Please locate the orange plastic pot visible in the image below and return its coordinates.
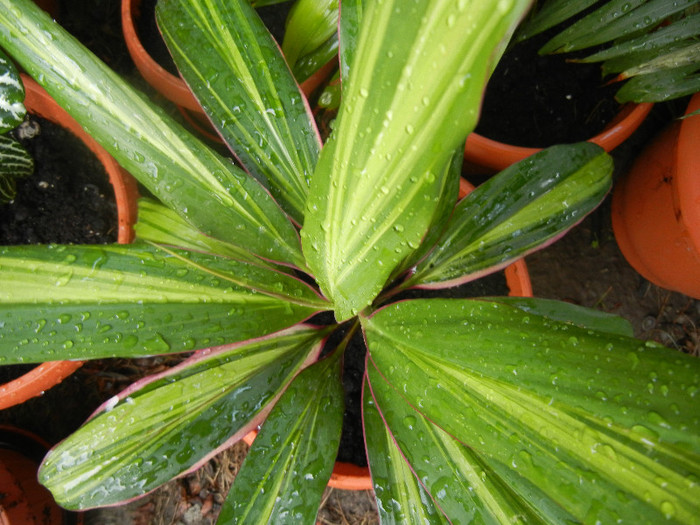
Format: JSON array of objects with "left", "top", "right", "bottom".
[
  {"left": 0, "top": 76, "right": 138, "bottom": 411},
  {"left": 465, "top": 102, "right": 654, "bottom": 172},
  {"left": 122, "top": 0, "right": 329, "bottom": 117},
  {"left": 0, "top": 426, "right": 79, "bottom": 524},
  {"left": 611, "top": 93, "right": 700, "bottom": 299},
  {"left": 243, "top": 197, "right": 531, "bottom": 491}
]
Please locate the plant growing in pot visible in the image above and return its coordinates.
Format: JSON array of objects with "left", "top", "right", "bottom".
[
  {"left": 1, "top": 1, "right": 699, "bottom": 523},
  {"left": 464, "top": 0, "right": 658, "bottom": 172},
  {"left": 0, "top": 51, "right": 137, "bottom": 411}
]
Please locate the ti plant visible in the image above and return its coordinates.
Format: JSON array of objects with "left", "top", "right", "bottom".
[
  {"left": 0, "top": 0, "right": 699, "bottom": 523},
  {"left": 516, "top": 0, "right": 700, "bottom": 103},
  {"left": 0, "top": 49, "right": 33, "bottom": 203}
]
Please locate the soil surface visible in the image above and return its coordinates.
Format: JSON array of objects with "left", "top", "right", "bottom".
[
  {"left": 474, "top": 26, "right": 620, "bottom": 147},
  {"left": 0, "top": 116, "right": 118, "bottom": 245}
]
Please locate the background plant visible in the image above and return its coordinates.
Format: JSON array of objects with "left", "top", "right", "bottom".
[
  {"left": 0, "top": 49, "right": 33, "bottom": 203},
  {"left": 0, "top": 0, "right": 699, "bottom": 523},
  {"left": 516, "top": 0, "right": 700, "bottom": 103}
]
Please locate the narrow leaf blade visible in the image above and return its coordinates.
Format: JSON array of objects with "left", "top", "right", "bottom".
[
  {"left": 0, "top": 243, "right": 320, "bottom": 362},
  {"left": 39, "top": 326, "right": 329, "bottom": 509},
  {"left": 409, "top": 143, "right": 612, "bottom": 288},
  {"left": 362, "top": 378, "right": 450, "bottom": 525},
  {"left": 156, "top": 0, "right": 320, "bottom": 224},
  {"left": 220, "top": 352, "right": 344, "bottom": 524}
]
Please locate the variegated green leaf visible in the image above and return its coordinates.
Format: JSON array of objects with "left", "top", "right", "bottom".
[
  {"left": 0, "top": 134, "right": 33, "bottom": 202},
  {"left": 220, "top": 351, "right": 343, "bottom": 524},
  {"left": 0, "top": 47, "right": 25, "bottom": 133},
  {"left": 39, "top": 326, "right": 329, "bottom": 509},
  {"left": 407, "top": 143, "right": 612, "bottom": 288},
  {"left": 337, "top": 0, "right": 364, "bottom": 83},
  {"left": 540, "top": 0, "right": 697, "bottom": 55},
  {"left": 301, "top": 0, "right": 530, "bottom": 321},
  {"left": 0, "top": 0, "right": 303, "bottom": 266},
  {"left": 363, "top": 378, "right": 451, "bottom": 525},
  {"left": 0, "top": 242, "right": 322, "bottom": 363},
  {"left": 616, "top": 64, "right": 700, "bottom": 103},
  {"left": 282, "top": 0, "right": 338, "bottom": 82},
  {"left": 365, "top": 366, "right": 550, "bottom": 524},
  {"left": 156, "top": 0, "right": 320, "bottom": 224},
  {"left": 363, "top": 299, "right": 700, "bottom": 524},
  {"left": 135, "top": 198, "right": 279, "bottom": 269}
]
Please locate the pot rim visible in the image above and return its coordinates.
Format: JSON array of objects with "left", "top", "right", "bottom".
[
  {"left": 465, "top": 102, "right": 654, "bottom": 172},
  {"left": 676, "top": 92, "right": 700, "bottom": 254},
  {"left": 0, "top": 76, "right": 138, "bottom": 411}
]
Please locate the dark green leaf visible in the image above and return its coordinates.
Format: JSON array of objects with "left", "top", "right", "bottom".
[
  {"left": 408, "top": 143, "right": 612, "bottom": 288},
  {"left": 0, "top": 242, "right": 322, "bottom": 362},
  {"left": 156, "top": 0, "right": 321, "bottom": 224},
  {"left": 337, "top": 0, "right": 364, "bottom": 83},
  {"left": 616, "top": 64, "right": 700, "bottom": 102},
  {"left": 540, "top": 0, "right": 697, "bottom": 54},
  {"left": 363, "top": 299, "right": 700, "bottom": 524},
  {"left": 484, "top": 296, "right": 634, "bottom": 337},
  {"left": 39, "top": 326, "right": 329, "bottom": 509},
  {"left": 515, "top": 0, "right": 599, "bottom": 42},
  {"left": 220, "top": 351, "right": 343, "bottom": 524}
]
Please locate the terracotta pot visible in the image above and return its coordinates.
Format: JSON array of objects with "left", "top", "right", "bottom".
[
  {"left": 0, "top": 76, "right": 138, "bottom": 411},
  {"left": 465, "top": 102, "right": 654, "bottom": 173},
  {"left": 0, "top": 426, "right": 80, "bottom": 524},
  {"left": 611, "top": 93, "right": 700, "bottom": 299},
  {"left": 243, "top": 200, "right": 531, "bottom": 491}
]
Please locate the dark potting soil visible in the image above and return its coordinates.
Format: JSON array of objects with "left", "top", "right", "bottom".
[
  {"left": 319, "top": 270, "right": 509, "bottom": 468},
  {"left": 0, "top": 116, "right": 118, "bottom": 245},
  {"left": 474, "top": 30, "right": 620, "bottom": 148}
]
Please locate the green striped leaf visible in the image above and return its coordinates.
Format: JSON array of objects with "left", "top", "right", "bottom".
[
  {"left": 619, "top": 42, "right": 700, "bottom": 78},
  {"left": 156, "top": 0, "right": 321, "bottom": 224},
  {"left": 0, "top": 0, "right": 303, "bottom": 266},
  {"left": 514, "top": 0, "right": 598, "bottom": 42},
  {"left": 365, "top": 366, "right": 550, "bottom": 524},
  {"left": 0, "top": 48, "right": 25, "bottom": 133},
  {"left": 282, "top": 0, "right": 338, "bottom": 82},
  {"left": 407, "top": 143, "right": 612, "bottom": 288},
  {"left": 39, "top": 325, "right": 329, "bottom": 509},
  {"left": 0, "top": 242, "right": 321, "bottom": 362},
  {"left": 363, "top": 379, "right": 451, "bottom": 525},
  {"left": 301, "top": 0, "right": 530, "bottom": 321},
  {"left": 134, "top": 198, "right": 282, "bottom": 270},
  {"left": 581, "top": 13, "right": 700, "bottom": 66},
  {"left": 221, "top": 351, "right": 343, "bottom": 524},
  {"left": 363, "top": 299, "right": 700, "bottom": 524},
  {"left": 540, "top": 0, "right": 697, "bottom": 55},
  {"left": 616, "top": 64, "right": 700, "bottom": 103},
  {"left": 0, "top": 134, "right": 33, "bottom": 202}
]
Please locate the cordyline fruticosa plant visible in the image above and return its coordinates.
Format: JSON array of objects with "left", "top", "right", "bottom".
[{"left": 0, "top": 0, "right": 699, "bottom": 523}]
